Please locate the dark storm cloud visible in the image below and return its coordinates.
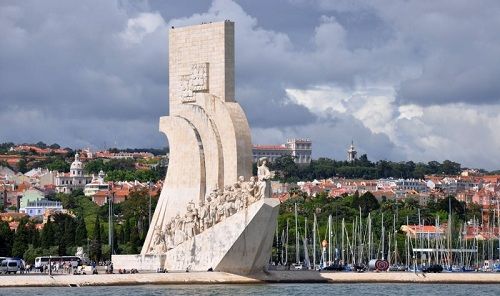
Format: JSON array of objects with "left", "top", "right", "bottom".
[
  {"left": 314, "top": 0, "right": 500, "bottom": 105},
  {"left": 0, "top": 0, "right": 499, "bottom": 169}
]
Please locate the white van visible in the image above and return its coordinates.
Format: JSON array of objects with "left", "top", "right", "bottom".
[{"left": 0, "top": 258, "right": 25, "bottom": 274}]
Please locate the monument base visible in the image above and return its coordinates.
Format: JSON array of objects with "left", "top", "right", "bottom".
[
  {"left": 113, "top": 198, "right": 280, "bottom": 274},
  {"left": 112, "top": 254, "right": 165, "bottom": 271}
]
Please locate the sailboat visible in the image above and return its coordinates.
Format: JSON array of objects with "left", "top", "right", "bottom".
[{"left": 291, "top": 203, "right": 304, "bottom": 270}]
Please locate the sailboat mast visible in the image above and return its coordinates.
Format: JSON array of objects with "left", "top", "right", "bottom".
[
  {"left": 388, "top": 232, "right": 391, "bottom": 266},
  {"left": 328, "top": 214, "right": 332, "bottom": 265},
  {"left": 313, "top": 214, "right": 317, "bottom": 269},
  {"left": 447, "top": 197, "right": 452, "bottom": 268},
  {"left": 295, "top": 203, "right": 300, "bottom": 264},
  {"left": 406, "top": 216, "right": 410, "bottom": 268},
  {"left": 285, "top": 219, "right": 289, "bottom": 265},
  {"left": 368, "top": 213, "right": 372, "bottom": 260},
  {"left": 381, "top": 213, "right": 385, "bottom": 260},
  {"left": 281, "top": 229, "right": 285, "bottom": 265},
  {"left": 341, "top": 218, "right": 345, "bottom": 265}
]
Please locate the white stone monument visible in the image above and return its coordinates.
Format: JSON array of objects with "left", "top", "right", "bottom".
[{"left": 112, "top": 21, "right": 279, "bottom": 275}]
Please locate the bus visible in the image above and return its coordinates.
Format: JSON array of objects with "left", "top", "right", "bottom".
[{"left": 34, "top": 256, "right": 83, "bottom": 271}]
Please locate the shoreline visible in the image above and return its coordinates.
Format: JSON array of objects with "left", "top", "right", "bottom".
[{"left": 1, "top": 271, "right": 499, "bottom": 287}]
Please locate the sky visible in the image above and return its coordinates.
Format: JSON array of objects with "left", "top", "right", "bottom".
[{"left": 1, "top": 0, "right": 499, "bottom": 170}]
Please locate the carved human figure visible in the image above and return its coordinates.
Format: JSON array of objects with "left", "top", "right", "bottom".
[
  {"left": 193, "top": 206, "right": 200, "bottom": 235},
  {"left": 165, "top": 220, "right": 174, "bottom": 250},
  {"left": 183, "top": 202, "right": 197, "bottom": 239},
  {"left": 257, "top": 157, "right": 272, "bottom": 199},
  {"left": 224, "top": 185, "right": 236, "bottom": 217},
  {"left": 198, "top": 199, "right": 209, "bottom": 232},
  {"left": 233, "top": 182, "right": 244, "bottom": 211},
  {"left": 217, "top": 190, "right": 226, "bottom": 222},
  {"left": 209, "top": 190, "right": 218, "bottom": 226},
  {"left": 153, "top": 226, "right": 166, "bottom": 253},
  {"left": 173, "top": 212, "right": 185, "bottom": 245},
  {"left": 245, "top": 176, "right": 257, "bottom": 204}
]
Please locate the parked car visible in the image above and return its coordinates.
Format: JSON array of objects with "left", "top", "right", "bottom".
[
  {"left": 422, "top": 264, "right": 443, "bottom": 273},
  {"left": 0, "top": 258, "right": 25, "bottom": 274}
]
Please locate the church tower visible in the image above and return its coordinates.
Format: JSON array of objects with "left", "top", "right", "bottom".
[{"left": 347, "top": 141, "right": 357, "bottom": 162}]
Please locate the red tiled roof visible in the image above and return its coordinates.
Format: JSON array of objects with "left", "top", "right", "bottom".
[
  {"left": 253, "top": 145, "right": 288, "bottom": 150},
  {"left": 404, "top": 225, "right": 444, "bottom": 233}
]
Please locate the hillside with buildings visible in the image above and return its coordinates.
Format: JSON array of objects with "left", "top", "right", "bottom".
[{"left": 0, "top": 141, "right": 498, "bottom": 266}]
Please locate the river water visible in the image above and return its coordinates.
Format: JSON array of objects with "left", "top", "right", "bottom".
[{"left": 1, "top": 284, "right": 499, "bottom": 296}]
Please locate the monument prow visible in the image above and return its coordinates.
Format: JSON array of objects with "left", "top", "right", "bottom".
[{"left": 113, "top": 21, "right": 279, "bottom": 275}]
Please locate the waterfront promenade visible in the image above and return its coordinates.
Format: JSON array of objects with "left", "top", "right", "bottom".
[{"left": 1, "top": 271, "right": 499, "bottom": 287}]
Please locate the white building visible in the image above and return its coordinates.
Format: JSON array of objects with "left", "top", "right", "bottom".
[
  {"left": 253, "top": 138, "right": 312, "bottom": 164},
  {"left": 55, "top": 153, "right": 92, "bottom": 193},
  {"left": 84, "top": 170, "right": 109, "bottom": 197},
  {"left": 20, "top": 198, "right": 63, "bottom": 217},
  {"left": 377, "top": 178, "right": 427, "bottom": 193}
]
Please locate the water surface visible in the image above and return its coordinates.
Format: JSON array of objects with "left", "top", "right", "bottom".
[{"left": 1, "top": 284, "right": 499, "bottom": 296}]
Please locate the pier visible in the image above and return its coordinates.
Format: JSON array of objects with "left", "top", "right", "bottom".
[{"left": 1, "top": 271, "right": 499, "bottom": 287}]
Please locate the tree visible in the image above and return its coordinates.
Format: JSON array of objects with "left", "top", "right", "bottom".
[
  {"left": 352, "top": 192, "right": 380, "bottom": 217},
  {"left": 441, "top": 160, "right": 461, "bottom": 175},
  {"left": 84, "top": 159, "right": 105, "bottom": 174},
  {"left": 41, "top": 219, "right": 55, "bottom": 249},
  {"left": 270, "top": 155, "right": 299, "bottom": 182},
  {"left": 0, "top": 221, "right": 14, "bottom": 256},
  {"left": 90, "top": 215, "right": 102, "bottom": 261},
  {"left": 46, "top": 158, "right": 70, "bottom": 172},
  {"left": 17, "top": 158, "right": 28, "bottom": 174},
  {"left": 11, "top": 218, "right": 30, "bottom": 258},
  {"left": 427, "top": 161, "right": 441, "bottom": 174},
  {"left": 35, "top": 141, "right": 47, "bottom": 149},
  {"left": 75, "top": 216, "right": 88, "bottom": 246},
  {"left": 63, "top": 217, "right": 76, "bottom": 248}
]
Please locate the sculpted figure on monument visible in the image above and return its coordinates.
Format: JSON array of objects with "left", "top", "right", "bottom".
[
  {"left": 209, "top": 189, "right": 218, "bottom": 226},
  {"left": 257, "top": 157, "right": 272, "bottom": 199},
  {"left": 198, "top": 198, "right": 210, "bottom": 231},
  {"left": 165, "top": 220, "right": 174, "bottom": 250},
  {"left": 153, "top": 226, "right": 166, "bottom": 253},
  {"left": 233, "top": 182, "right": 243, "bottom": 211},
  {"left": 245, "top": 176, "right": 257, "bottom": 203},
  {"left": 183, "top": 202, "right": 197, "bottom": 239},
  {"left": 224, "top": 185, "right": 236, "bottom": 217},
  {"left": 173, "top": 212, "right": 185, "bottom": 246},
  {"left": 154, "top": 173, "right": 276, "bottom": 246},
  {"left": 217, "top": 190, "right": 226, "bottom": 222}
]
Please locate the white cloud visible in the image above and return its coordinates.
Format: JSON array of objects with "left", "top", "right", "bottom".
[
  {"left": 1, "top": 0, "right": 499, "bottom": 171},
  {"left": 398, "top": 104, "right": 423, "bottom": 120},
  {"left": 287, "top": 83, "right": 500, "bottom": 169},
  {"left": 120, "top": 12, "right": 166, "bottom": 44}
]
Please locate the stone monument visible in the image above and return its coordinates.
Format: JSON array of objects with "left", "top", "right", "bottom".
[{"left": 112, "top": 21, "right": 279, "bottom": 275}]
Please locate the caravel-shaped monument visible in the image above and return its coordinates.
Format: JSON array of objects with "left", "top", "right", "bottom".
[{"left": 112, "top": 21, "right": 279, "bottom": 274}]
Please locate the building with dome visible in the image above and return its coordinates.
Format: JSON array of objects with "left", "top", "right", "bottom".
[{"left": 55, "top": 153, "right": 93, "bottom": 194}]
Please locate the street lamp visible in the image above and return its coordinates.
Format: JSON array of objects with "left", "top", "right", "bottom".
[{"left": 148, "top": 181, "right": 152, "bottom": 226}]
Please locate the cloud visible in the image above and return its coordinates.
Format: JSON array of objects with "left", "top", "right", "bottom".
[
  {"left": 120, "top": 12, "right": 166, "bottom": 44},
  {"left": 285, "top": 84, "right": 500, "bottom": 170},
  {"left": 0, "top": 0, "right": 499, "bottom": 170}
]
